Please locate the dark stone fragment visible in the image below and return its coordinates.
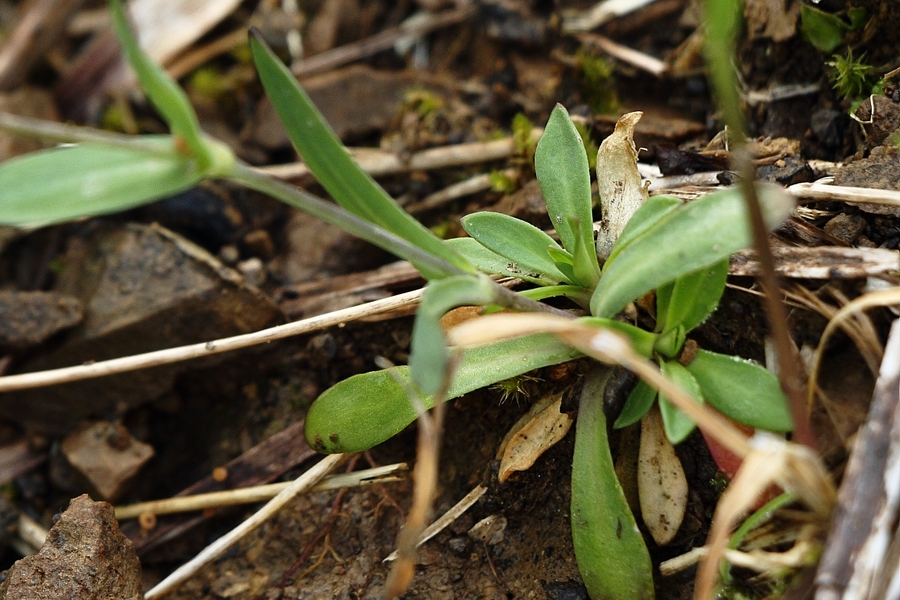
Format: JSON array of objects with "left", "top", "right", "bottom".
[{"left": 0, "top": 291, "right": 82, "bottom": 352}]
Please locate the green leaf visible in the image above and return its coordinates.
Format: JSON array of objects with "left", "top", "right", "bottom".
[
  {"left": 568, "top": 215, "right": 601, "bottom": 288},
  {"left": 606, "top": 195, "right": 682, "bottom": 266},
  {"left": 460, "top": 212, "right": 569, "bottom": 284},
  {"left": 248, "top": 31, "right": 470, "bottom": 280},
  {"left": 659, "top": 259, "right": 729, "bottom": 335},
  {"left": 578, "top": 317, "right": 657, "bottom": 358},
  {"left": 517, "top": 285, "right": 592, "bottom": 308},
  {"left": 685, "top": 349, "right": 793, "bottom": 432},
  {"left": 108, "top": 0, "right": 216, "bottom": 170},
  {"left": 305, "top": 333, "right": 582, "bottom": 453},
  {"left": 658, "top": 359, "right": 703, "bottom": 444},
  {"left": 571, "top": 367, "right": 655, "bottom": 599},
  {"left": 535, "top": 105, "right": 600, "bottom": 284},
  {"left": 653, "top": 324, "right": 685, "bottom": 359},
  {"left": 410, "top": 275, "right": 497, "bottom": 395},
  {"left": 591, "top": 184, "right": 793, "bottom": 318},
  {"left": 800, "top": 4, "right": 848, "bottom": 53},
  {"left": 445, "top": 237, "right": 558, "bottom": 286},
  {"left": 0, "top": 139, "right": 201, "bottom": 226},
  {"left": 614, "top": 380, "right": 656, "bottom": 428}
]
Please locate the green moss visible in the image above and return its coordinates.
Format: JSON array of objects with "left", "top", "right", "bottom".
[
  {"left": 828, "top": 50, "right": 876, "bottom": 100},
  {"left": 578, "top": 52, "right": 619, "bottom": 115}
]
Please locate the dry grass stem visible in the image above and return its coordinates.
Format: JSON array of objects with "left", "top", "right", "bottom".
[
  {"left": 115, "top": 463, "right": 407, "bottom": 520},
  {"left": 789, "top": 180, "right": 900, "bottom": 207},
  {"left": 0, "top": 288, "right": 423, "bottom": 393},
  {"left": 383, "top": 484, "right": 488, "bottom": 562},
  {"left": 258, "top": 131, "right": 541, "bottom": 181},
  {"left": 578, "top": 33, "right": 668, "bottom": 76},
  {"left": 143, "top": 453, "right": 347, "bottom": 600}
]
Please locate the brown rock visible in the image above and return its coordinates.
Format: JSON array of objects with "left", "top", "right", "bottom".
[
  {"left": 0, "top": 291, "right": 82, "bottom": 352},
  {"left": 823, "top": 213, "right": 867, "bottom": 245},
  {"left": 61, "top": 422, "right": 155, "bottom": 502},
  {"left": 0, "top": 495, "right": 141, "bottom": 600}
]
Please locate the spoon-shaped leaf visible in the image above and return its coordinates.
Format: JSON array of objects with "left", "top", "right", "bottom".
[
  {"left": 460, "top": 212, "right": 570, "bottom": 284},
  {"left": 685, "top": 349, "right": 793, "bottom": 432},
  {"left": 571, "top": 367, "right": 655, "bottom": 599},
  {"left": 592, "top": 184, "right": 793, "bottom": 318},
  {"left": 614, "top": 380, "right": 657, "bottom": 429},
  {"left": 659, "top": 259, "right": 729, "bottom": 335},
  {"left": 658, "top": 359, "right": 703, "bottom": 444},
  {"left": 305, "top": 333, "right": 582, "bottom": 453},
  {"left": 0, "top": 140, "right": 201, "bottom": 226},
  {"left": 409, "top": 275, "right": 497, "bottom": 395},
  {"left": 535, "top": 105, "right": 600, "bottom": 284},
  {"left": 249, "top": 31, "right": 469, "bottom": 280},
  {"left": 445, "top": 237, "right": 560, "bottom": 286}
]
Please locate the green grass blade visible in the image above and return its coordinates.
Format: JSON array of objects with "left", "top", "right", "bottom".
[
  {"left": 591, "top": 184, "right": 793, "bottom": 318},
  {"left": 108, "top": 0, "right": 214, "bottom": 170},
  {"left": 304, "top": 333, "right": 582, "bottom": 453},
  {"left": 248, "top": 31, "right": 470, "bottom": 280},
  {"left": 460, "top": 212, "right": 570, "bottom": 284},
  {"left": 0, "top": 139, "right": 201, "bottom": 226},
  {"left": 614, "top": 380, "right": 656, "bottom": 428}
]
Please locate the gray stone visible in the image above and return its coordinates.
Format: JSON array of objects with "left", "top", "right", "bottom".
[
  {"left": 1, "top": 223, "right": 283, "bottom": 433},
  {"left": 61, "top": 422, "right": 154, "bottom": 502},
  {"left": 0, "top": 291, "right": 82, "bottom": 352}
]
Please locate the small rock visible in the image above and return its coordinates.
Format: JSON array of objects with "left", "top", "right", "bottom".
[
  {"left": 0, "top": 291, "right": 82, "bottom": 353},
  {"left": 237, "top": 257, "right": 267, "bottom": 287},
  {"left": 810, "top": 108, "right": 847, "bottom": 150},
  {"left": 448, "top": 537, "right": 468, "bottom": 555},
  {"left": 756, "top": 154, "right": 814, "bottom": 185},
  {"left": 823, "top": 213, "right": 867, "bottom": 245},
  {"left": 61, "top": 422, "right": 154, "bottom": 502},
  {"left": 854, "top": 94, "right": 900, "bottom": 147},
  {"left": 833, "top": 146, "right": 900, "bottom": 216},
  {"left": 0, "top": 495, "right": 141, "bottom": 600},
  {"left": 243, "top": 229, "right": 275, "bottom": 260}
]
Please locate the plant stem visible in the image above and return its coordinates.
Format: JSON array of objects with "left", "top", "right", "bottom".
[
  {"left": 0, "top": 112, "right": 177, "bottom": 156},
  {"left": 229, "top": 161, "right": 466, "bottom": 279}
]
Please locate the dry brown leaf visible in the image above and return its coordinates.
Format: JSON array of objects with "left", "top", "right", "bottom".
[
  {"left": 497, "top": 393, "right": 573, "bottom": 483},
  {"left": 596, "top": 111, "right": 648, "bottom": 260},
  {"left": 637, "top": 406, "right": 688, "bottom": 546}
]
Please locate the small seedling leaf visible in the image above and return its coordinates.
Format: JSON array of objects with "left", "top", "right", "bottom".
[
  {"left": 108, "top": 0, "right": 215, "bottom": 170},
  {"left": 614, "top": 380, "right": 657, "bottom": 428},
  {"left": 685, "top": 349, "right": 793, "bottom": 432},
  {"left": 591, "top": 184, "right": 793, "bottom": 318},
  {"left": 460, "top": 212, "right": 570, "bottom": 284},
  {"left": 0, "top": 140, "right": 201, "bottom": 226},
  {"left": 579, "top": 316, "right": 658, "bottom": 358},
  {"left": 249, "top": 31, "right": 470, "bottom": 279},
  {"left": 658, "top": 359, "right": 703, "bottom": 444},
  {"left": 571, "top": 367, "right": 655, "bottom": 599},
  {"left": 445, "top": 237, "right": 558, "bottom": 286},
  {"left": 800, "top": 4, "right": 848, "bottom": 54},
  {"left": 535, "top": 105, "right": 599, "bottom": 285},
  {"left": 660, "top": 259, "right": 729, "bottom": 335},
  {"left": 304, "top": 333, "right": 583, "bottom": 453},
  {"left": 410, "top": 275, "right": 497, "bottom": 395}
]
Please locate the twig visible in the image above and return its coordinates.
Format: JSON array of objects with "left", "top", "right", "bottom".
[
  {"left": 789, "top": 180, "right": 900, "bottom": 208},
  {"left": 562, "top": 0, "right": 659, "bottom": 33},
  {"left": 115, "top": 463, "right": 407, "bottom": 520},
  {"left": 257, "top": 131, "right": 541, "bottom": 180},
  {"left": 577, "top": 33, "right": 667, "bottom": 76},
  {"left": 408, "top": 169, "right": 515, "bottom": 214},
  {"left": 383, "top": 484, "right": 487, "bottom": 562},
  {"left": 290, "top": 7, "right": 476, "bottom": 78},
  {"left": 143, "top": 453, "right": 347, "bottom": 600}
]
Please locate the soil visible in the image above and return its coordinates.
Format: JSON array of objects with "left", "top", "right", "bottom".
[{"left": 0, "top": 1, "right": 899, "bottom": 599}]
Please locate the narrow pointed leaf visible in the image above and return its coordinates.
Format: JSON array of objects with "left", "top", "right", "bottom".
[
  {"left": 571, "top": 367, "right": 655, "bottom": 599},
  {"left": 0, "top": 140, "right": 201, "bottom": 226},
  {"left": 614, "top": 380, "right": 657, "bottom": 428},
  {"left": 685, "top": 349, "right": 793, "bottom": 432},
  {"left": 578, "top": 317, "right": 658, "bottom": 358},
  {"left": 410, "top": 275, "right": 498, "bottom": 395},
  {"left": 460, "top": 212, "right": 569, "bottom": 283},
  {"left": 658, "top": 359, "right": 703, "bottom": 444},
  {"left": 517, "top": 285, "right": 592, "bottom": 308},
  {"left": 535, "top": 105, "right": 596, "bottom": 264},
  {"left": 108, "top": 0, "right": 214, "bottom": 169},
  {"left": 568, "top": 215, "right": 601, "bottom": 288},
  {"left": 249, "top": 31, "right": 470, "bottom": 279},
  {"left": 591, "top": 184, "right": 793, "bottom": 318},
  {"left": 445, "top": 237, "right": 558, "bottom": 286},
  {"left": 304, "top": 333, "right": 582, "bottom": 453}
]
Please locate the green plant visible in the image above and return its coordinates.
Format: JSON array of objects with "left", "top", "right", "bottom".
[
  {"left": 827, "top": 50, "right": 877, "bottom": 100},
  {"left": 0, "top": 1, "right": 796, "bottom": 597}
]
